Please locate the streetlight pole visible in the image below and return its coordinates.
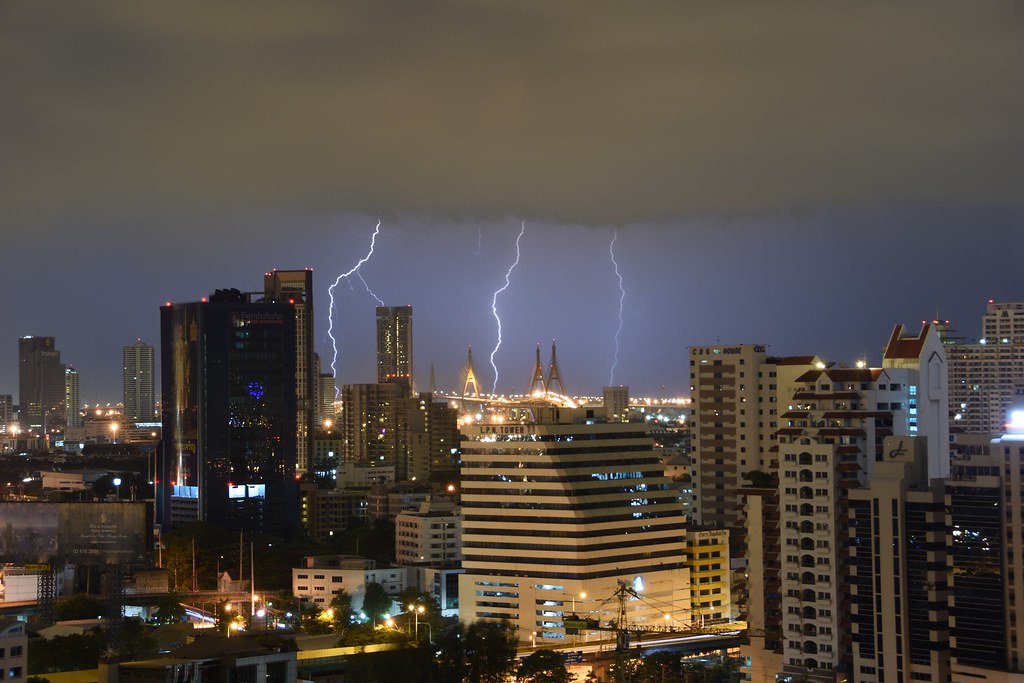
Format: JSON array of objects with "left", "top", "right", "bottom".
[
  {"left": 113, "top": 477, "right": 122, "bottom": 500},
  {"left": 408, "top": 604, "right": 425, "bottom": 640}
]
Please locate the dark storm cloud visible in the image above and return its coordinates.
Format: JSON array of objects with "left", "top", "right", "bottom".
[{"left": 2, "top": 1, "right": 1022, "bottom": 228}]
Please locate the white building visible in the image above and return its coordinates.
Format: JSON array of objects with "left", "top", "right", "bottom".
[
  {"left": 395, "top": 495, "right": 461, "bottom": 565},
  {"left": 292, "top": 556, "right": 406, "bottom": 613},
  {"left": 458, "top": 403, "right": 691, "bottom": 643},
  {"left": 0, "top": 565, "right": 74, "bottom": 603},
  {"left": 771, "top": 323, "right": 948, "bottom": 682}
]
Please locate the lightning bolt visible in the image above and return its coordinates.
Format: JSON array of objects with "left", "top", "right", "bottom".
[
  {"left": 490, "top": 222, "right": 525, "bottom": 394},
  {"left": 326, "top": 218, "right": 382, "bottom": 396},
  {"left": 474, "top": 226, "right": 483, "bottom": 256},
  {"left": 609, "top": 227, "right": 625, "bottom": 386},
  {"left": 357, "top": 269, "right": 384, "bottom": 306}
]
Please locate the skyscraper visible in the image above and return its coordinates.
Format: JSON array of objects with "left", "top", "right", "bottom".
[
  {"left": 158, "top": 288, "right": 299, "bottom": 537},
  {"left": 264, "top": 269, "right": 315, "bottom": 474},
  {"left": 376, "top": 305, "right": 413, "bottom": 394},
  {"left": 122, "top": 340, "right": 155, "bottom": 423},
  {"left": 18, "top": 336, "right": 64, "bottom": 432},
  {"left": 64, "top": 366, "right": 81, "bottom": 429}
]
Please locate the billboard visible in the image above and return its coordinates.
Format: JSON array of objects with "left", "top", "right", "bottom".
[{"left": 0, "top": 501, "right": 150, "bottom": 564}]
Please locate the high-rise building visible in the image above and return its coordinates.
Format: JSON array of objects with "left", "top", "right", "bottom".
[
  {"left": 603, "top": 385, "right": 629, "bottom": 421},
  {"left": 945, "top": 432, "right": 1020, "bottom": 677},
  {"left": 64, "top": 366, "right": 81, "bottom": 429},
  {"left": 318, "top": 372, "right": 336, "bottom": 427},
  {"left": 948, "top": 301, "right": 1024, "bottom": 436},
  {"left": 376, "top": 305, "right": 413, "bottom": 394},
  {"left": 742, "top": 323, "right": 949, "bottom": 683},
  {"left": 340, "top": 384, "right": 457, "bottom": 483},
  {"left": 848, "top": 436, "right": 950, "bottom": 683},
  {"left": 0, "top": 395, "right": 13, "bottom": 434},
  {"left": 458, "top": 403, "right": 691, "bottom": 642},
  {"left": 264, "top": 269, "right": 315, "bottom": 474},
  {"left": 158, "top": 288, "right": 299, "bottom": 537},
  {"left": 688, "top": 346, "right": 821, "bottom": 531},
  {"left": 18, "top": 336, "right": 64, "bottom": 432},
  {"left": 122, "top": 340, "right": 155, "bottom": 424}
]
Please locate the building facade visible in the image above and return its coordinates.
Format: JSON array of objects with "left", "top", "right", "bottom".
[
  {"left": 64, "top": 365, "right": 81, "bottom": 429},
  {"left": 458, "top": 404, "right": 690, "bottom": 642},
  {"left": 948, "top": 301, "right": 1024, "bottom": 436},
  {"left": 264, "top": 269, "right": 315, "bottom": 474},
  {"left": 18, "top": 336, "right": 64, "bottom": 432},
  {"left": 158, "top": 288, "right": 299, "bottom": 537},
  {"left": 395, "top": 495, "right": 461, "bottom": 565},
  {"left": 376, "top": 305, "right": 413, "bottom": 394},
  {"left": 122, "top": 340, "right": 155, "bottom": 424}
]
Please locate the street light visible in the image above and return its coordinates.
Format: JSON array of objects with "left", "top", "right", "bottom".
[
  {"left": 112, "top": 477, "right": 122, "bottom": 500},
  {"left": 110, "top": 423, "right": 119, "bottom": 444},
  {"left": 408, "top": 604, "right": 425, "bottom": 640}
]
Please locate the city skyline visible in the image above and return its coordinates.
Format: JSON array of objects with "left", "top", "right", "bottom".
[{"left": 1, "top": 3, "right": 1022, "bottom": 402}]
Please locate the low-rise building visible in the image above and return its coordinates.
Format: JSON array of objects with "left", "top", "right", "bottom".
[
  {"left": 292, "top": 556, "right": 406, "bottom": 612},
  {"left": 395, "top": 494, "right": 461, "bottom": 565},
  {"left": 0, "top": 618, "right": 26, "bottom": 683}
]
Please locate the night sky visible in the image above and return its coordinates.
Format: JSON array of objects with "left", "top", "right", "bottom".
[{"left": 1, "top": 3, "right": 1022, "bottom": 401}]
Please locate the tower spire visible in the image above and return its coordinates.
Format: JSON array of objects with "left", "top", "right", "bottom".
[
  {"left": 463, "top": 346, "right": 480, "bottom": 399},
  {"left": 429, "top": 364, "right": 437, "bottom": 394},
  {"left": 546, "top": 339, "right": 566, "bottom": 397},
  {"left": 529, "top": 343, "right": 548, "bottom": 395}
]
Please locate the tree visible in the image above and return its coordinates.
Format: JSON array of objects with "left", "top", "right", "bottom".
[
  {"left": 517, "top": 649, "right": 575, "bottom": 683},
  {"left": 361, "top": 582, "right": 393, "bottom": 622},
  {"left": 329, "top": 589, "right": 355, "bottom": 627},
  {"left": 112, "top": 617, "right": 157, "bottom": 660},
  {"left": 463, "top": 622, "right": 519, "bottom": 683},
  {"left": 152, "top": 593, "right": 187, "bottom": 625},
  {"left": 28, "top": 631, "right": 104, "bottom": 674},
  {"left": 56, "top": 594, "right": 103, "bottom": 621}
]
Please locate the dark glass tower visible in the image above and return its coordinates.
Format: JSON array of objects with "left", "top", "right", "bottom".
[
  {"left": 158, "top": 288, "right": 298, "bottom": 537},
  {"left": 18, "top": 336, "right": 64, "bottom": 432}
]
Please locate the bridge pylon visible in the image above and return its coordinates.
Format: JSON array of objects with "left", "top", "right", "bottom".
[
  {"left": 546, "top": 339, "right": 566, "bottom": 397},
  {"left": 462, "top": 347, "right": 480, "bottom": 399},
  {"left": 529, "top": 344, "right": 547, "bottom": 395}
]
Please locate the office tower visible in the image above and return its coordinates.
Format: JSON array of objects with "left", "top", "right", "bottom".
[
  {"left": 948, "top": 301, "right": 1024, "bottom": 435},
  {"left": 458, "top": 404, "right": 690, "bottom": 642},
  {"left": 18, "top": 336, "right": 64, "bottom": 432},
  {"left": 848, "top": 436, "right": 949, "bottom": 683},
  {"left": 122, "top": 340, "right": 155, "bottom": 423},
  {"left": 376, "top": 305, "right": 413, "bottom": 394},
  {"left": 603, "top": 385, "right": 629, "bottom": 421},
  {"left": 264, "top": 269, "right": 315, "bottom": 474},
  {"left": 158, "top": 288, "right": 298, "bottom": 537},
  {"left": 64, "top": 366, "right": 82, "bottom": 429},
  {"left": 0, "top": 395, "right": 12, "bottom": 433},
  {"left": 318, "top": 372, "right": 336, "bottom": 427}
]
